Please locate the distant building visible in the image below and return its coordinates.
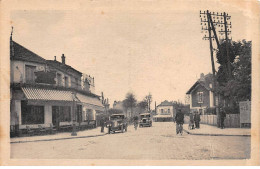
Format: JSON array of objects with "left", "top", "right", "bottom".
[
  {"left": 186, "top": 73, "right": 215, "bottom": 115},
  {"left": 154, "top": 100, "right": 176, "bottom": 122}
]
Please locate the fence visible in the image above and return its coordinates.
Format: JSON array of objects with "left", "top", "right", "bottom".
[{"left": 200, "top": 114, "right": 240, "bottom": 128}]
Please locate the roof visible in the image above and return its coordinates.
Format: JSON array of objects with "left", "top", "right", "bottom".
[
  {"left": 157, "top": 100, "right": 174, "bottom": 107},
  {"left": 11, "top": 41, "right": 46, "bottom": 64},
  {"left": 186, "top": 73, "right": 213, "bottom": 94},
  {"left": 47, "top": 60, "right": 82, "bottom": 76}
]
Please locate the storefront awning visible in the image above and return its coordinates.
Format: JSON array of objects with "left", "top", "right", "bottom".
[
  {"left": 22, "top": 87, "right": 105, "bottom": 111},
  {"left": 153, "top": 114, "right": 173, "bottom": 118},
  {"left": 77, "top": 93, "right": 104, "bottom": 111},
  {"left": 22, "top": 87, "right": 74, "bottom": 102}
]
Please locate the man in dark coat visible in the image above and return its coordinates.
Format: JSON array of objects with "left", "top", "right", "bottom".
[
  {"left": 100, "top": 118, "right": 105, "bottom": 133},
  {"left": 194, "top": 111, "right": 200, "bottom": 129},
  {"left": 175, "top": 109, "right": 184, "bottom": 134},
  {"left": 220, "top": 107, "right": 226, "bottom": 129}
]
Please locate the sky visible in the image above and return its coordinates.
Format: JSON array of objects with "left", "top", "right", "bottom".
[{"left": 10, "top": 1, "right": 253, "bottom": 109}]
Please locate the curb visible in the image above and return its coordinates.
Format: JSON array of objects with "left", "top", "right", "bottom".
[
  {"left": 10, "top": 133, "right": 107, "bottom": 144},
  {"left": 183, "top": 129, "right": 251, "bottom": 137}
]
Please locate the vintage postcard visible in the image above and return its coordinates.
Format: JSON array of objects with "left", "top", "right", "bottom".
[{"left": 0, "top": 0, "right": 259, "bottom": 166}]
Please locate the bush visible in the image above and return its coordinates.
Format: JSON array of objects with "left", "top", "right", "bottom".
[
  {"left": 224, "top": 106, "right": 239, "bottom": 114},
  {"left": 205, "top": 107, "right": 216, "bottom": 115}
]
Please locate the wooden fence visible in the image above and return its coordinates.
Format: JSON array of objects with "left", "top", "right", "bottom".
[{"left": 184, "top": 114, "right": 240, "bottom": 128}]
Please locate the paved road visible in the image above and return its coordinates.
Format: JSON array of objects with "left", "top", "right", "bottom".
[{"left": 11, "top": 122, "right": 250, "bottom": 159}]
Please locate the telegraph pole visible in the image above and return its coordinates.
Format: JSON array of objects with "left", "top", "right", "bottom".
[{"left": 200, "top": 10, "right": 232, "bottom": 127}]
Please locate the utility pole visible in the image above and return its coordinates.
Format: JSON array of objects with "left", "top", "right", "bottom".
[{"left": 200, "top": 10, "right": 232, "bottom": 127}]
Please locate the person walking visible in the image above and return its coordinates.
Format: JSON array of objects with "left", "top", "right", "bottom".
[
  {"left": 133, "top": 116, "right": 138, "bottom": 130},
  {"left": 220, "top": 107, "right": 226, "bottom": 129},
  {"left": 189, "top": 112, "right": 195, "bottom": 130},
  {"left": 194, "top": 111, "right": 200, "bottom": 129},
  {"left": 100, "top": 118, "right": 105, "bottom": 133},
  {"left": 175, "top": 109, "right": 184, "bottom": 135}
]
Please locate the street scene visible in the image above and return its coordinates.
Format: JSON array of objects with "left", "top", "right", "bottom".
[
  {"left": 7, "top": 1, "right": 254, "bottom": 162},
  {"left": 11, "top": 122, "right": 250, "bottom": 159}
]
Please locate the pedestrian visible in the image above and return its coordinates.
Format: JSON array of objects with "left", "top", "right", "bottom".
[
  {"left": 220, "top": 107, "right": 226, "bottom": 129},
  {"left": 194, "top": 111, "right": 200, "bottom": 129},
  {"left": 134, "top": 116, "right": 138, "bottom": 130},
  {"left": 100, "top": 118, "right": 105, "bottom": 133},
  {"left": 189, "top": 112, "right": 195, "bottom": 130},
  {"left": 175, "top": 109, "right": 184, "bottom": 135}
]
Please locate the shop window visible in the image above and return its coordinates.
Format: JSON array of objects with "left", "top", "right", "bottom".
[
  {"left": 60, "top": 106, "right": 71, "bottom": 122},
  {"left": 21, "top": 101, "right": 44, "bottom": 125}
]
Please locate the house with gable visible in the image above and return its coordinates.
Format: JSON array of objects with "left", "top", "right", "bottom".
[{"left": 186, "top": 73, "right": 216, "bottom": 115}]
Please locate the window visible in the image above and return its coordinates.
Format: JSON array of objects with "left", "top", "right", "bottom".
[
  {"left": 21, "top": 101, "right": 44, "bottom": 124},
  {"left": 197, "top": 92, "right": 203, "bottom": 103},
  {"left": 168, "top": 109, "right": 170, "bottom": 114},
  {"left": 64, "top": 76, "right": 69, "bottom": 87},
  {"left": 57, "top": 73, "right": 62, "bottom": 86},
  {"left": 60, "top": 106, "right": 71, "bottom": 122},
  {"left": 161, "top": 109, "right": 163, "bottom": 114},
  {"left": 25, "top": 65, "right": 36, "bottom": 83}
]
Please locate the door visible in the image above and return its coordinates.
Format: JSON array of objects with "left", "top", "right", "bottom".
[
  {"left": 52, "top": 106, "right": 60, "bottom": 127},
  {"left": 76, "top": 105, "right": 82, "bottom": 123}
]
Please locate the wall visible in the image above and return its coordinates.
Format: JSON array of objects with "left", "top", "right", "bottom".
[
  {"left": 157, "top": 105, "right": 174, "bottom": 117},
  {"left": 11, "top": 60, "right": 47, "bottom": 83}
]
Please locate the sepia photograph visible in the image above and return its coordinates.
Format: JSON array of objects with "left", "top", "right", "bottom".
[{"left": 0, "top": 0, "right": 259, "bottom": 166}]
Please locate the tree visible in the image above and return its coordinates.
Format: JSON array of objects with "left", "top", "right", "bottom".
[
  {"left": 123, "top": 92, "right": 137, "bottom": 117},
  {"left": 137, "top": 100, "right": 148, "bottom": 110},
  {"left": 136, "top": 100, "right": 148, "bottom": 114},
  {"left": 144, "top": 93, "right": 152, "bottom": 112},
  {"left": 216, "top": 40, "right": 251, "bottom": 111}
]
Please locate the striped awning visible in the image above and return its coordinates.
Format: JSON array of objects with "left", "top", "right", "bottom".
[
  {"left": 22, "top": 87, "right": 104, "bottom": 111},
  {"left": 77, "top": 93, "right": 104, "bottom": 111},
  {"left": 153, "top": 114, "right": 173, "bottom": 118},
  {"left": 22, "top": 87, "right": 74, "bottom": 101}
]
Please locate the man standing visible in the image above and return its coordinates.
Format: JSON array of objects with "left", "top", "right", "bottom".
[
  {"left": 220, "top": 107, "right": 226, "bottom": 129},
  {"left": 100, "top": 118, "right": 105, "bottom": 133},
  {"left": 175, "top": 109, "right": 184, "bottom": 135},
  {"left": 194, "top": 111, "right": 200, "bottom": 129}
]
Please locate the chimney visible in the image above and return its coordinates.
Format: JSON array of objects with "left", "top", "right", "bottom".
[
  {"left": 54, "top": 56, "right": 56, "bottom": 61},
  {"left": 200, "top": 73, "right": 205, "bottom": 81},
  {"left": 61, "top": 54, "right": 65, "bottom": 64}
]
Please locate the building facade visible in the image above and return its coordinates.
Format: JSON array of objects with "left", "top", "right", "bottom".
[
  {"left": 154, "top": 100, "right": 176, "bottom": 122},
  {"left": 186, "top": 73, "right": 215, "bottom": 115},
  {"left": 10, "top": 39, "right": 104, "bottom": 135}
]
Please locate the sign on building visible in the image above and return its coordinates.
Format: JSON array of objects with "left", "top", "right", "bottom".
[{"left": 239, "top": 100, "right": 251, "bottom": 127}]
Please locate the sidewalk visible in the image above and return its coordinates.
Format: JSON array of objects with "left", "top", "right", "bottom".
[
  {"left": 183, "top": 124, "right": 251, "bottom": 136},
  {"left": 10, "top": 127, "right": 107, "bottom": 143}
]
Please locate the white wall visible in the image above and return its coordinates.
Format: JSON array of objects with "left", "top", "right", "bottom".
[
  {"left": 157, "top": 106, "right": 174, "bottom": 116},
  {"left": 11, "top": 60, "right": 47, "bottom": 83}
]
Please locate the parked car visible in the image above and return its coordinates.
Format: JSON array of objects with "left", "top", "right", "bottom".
[
  {"left": 139, "top": 113, "right": 152, "bottom": 127},
  {"left": 106, "top": 114, "right": 128, "bottom": 134}
]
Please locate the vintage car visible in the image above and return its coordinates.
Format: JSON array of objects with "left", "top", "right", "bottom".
[
  {"left": 139, "top": 113, "right": 152, "bottom": 127},
  {"left": 106, "top": 114, "right": 128, "bottom": 134}
]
